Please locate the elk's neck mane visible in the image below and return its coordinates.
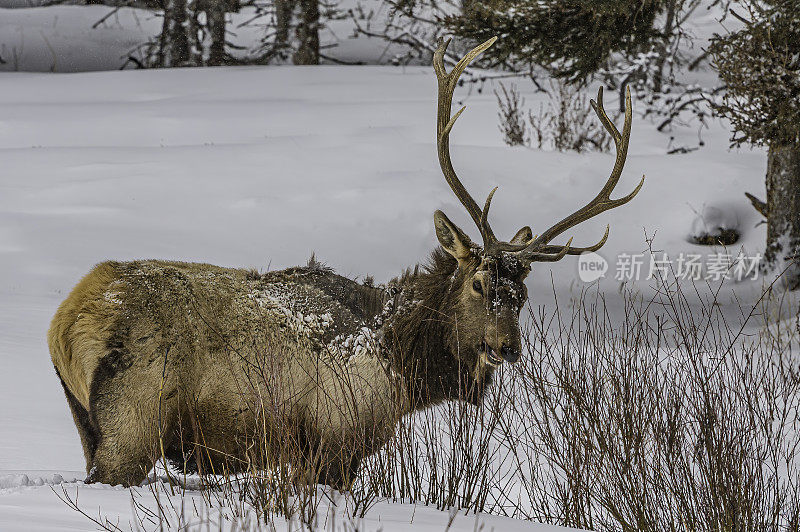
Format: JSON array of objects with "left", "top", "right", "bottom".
[{"left": 380, "top": 247, "right": 490, "bottom": 410}]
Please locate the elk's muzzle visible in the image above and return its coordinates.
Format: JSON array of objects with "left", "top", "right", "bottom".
[{"left": 499, "top": 345, "right": 520, "bottom": 364}]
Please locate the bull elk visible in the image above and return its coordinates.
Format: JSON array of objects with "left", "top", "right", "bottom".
[{"left": 49, "top": 37, "right": 643, "bottom": 489}]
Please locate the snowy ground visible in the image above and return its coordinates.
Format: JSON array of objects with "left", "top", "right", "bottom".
[
  {"left": 0, "top": 3, "right": 784, "bottom": 531},
  {"left": 0, "top": 475, "right": 580, "bottom": 532},
  {"left": 0, "top": 61, "right": 771, "bottom": 531}
]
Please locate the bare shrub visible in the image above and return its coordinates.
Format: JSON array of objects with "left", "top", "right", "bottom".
[
  {"left": 530, "top": 82, "right": 614, "bottom": 153},
  {"left": 495, "top": 83, "right": 529, "bottom": 147},
  {"left": 496, "top": 81, "right": 613, "bottom": 152},
  {"left": 338, "top": 274, "right": 800, "bottom": 530},
  {"left": 63, "top": 275, "right": 800, "bottom": 531},
  {"left": 353, "top": 372, "right": 509, "bottom": 514},
  {"left": 512, "top": 279, "right": 800, "bottom": 531}
]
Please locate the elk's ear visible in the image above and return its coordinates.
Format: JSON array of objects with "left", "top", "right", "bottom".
[
  {"left": 510, "top": 226, "right": 532, "bottom": 245},
  {"left": 434, "top": 210, "right": 475, "bottom": 262}
]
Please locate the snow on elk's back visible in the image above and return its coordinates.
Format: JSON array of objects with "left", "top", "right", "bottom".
[
  {"left": 256, "top": 273, "right": 408, "bottom": 376},
  {"left": 112, "top": 260, "right": 388, "bottom": 359}
]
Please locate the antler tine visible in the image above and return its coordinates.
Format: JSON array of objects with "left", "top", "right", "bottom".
[
  {"left": 435, "top": 37, "right": 520, "bottom": 254},
  {"left": 517, "top": 85, "right": 645, "bottom": 264},
  {"left": 524, "top": 238, "right": 574, "bottom": 262},
  {"left": 592, "top": 86, "right": 637, "bottom": 201},
  {"left": 537, "top": 225, "right": 609, "bottom": 256},
  {"left": 478, "top": 187, "right": 527, "bottom": 253},
  {"left": 480, "top": 187, "right": 497, "bottom": 240}
]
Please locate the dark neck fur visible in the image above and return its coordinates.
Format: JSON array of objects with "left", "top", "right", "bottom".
[{"left": 380, "top": 248, "right": 493, "bottom": 410}]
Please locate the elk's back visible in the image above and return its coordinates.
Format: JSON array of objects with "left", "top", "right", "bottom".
[{"left": 49, "top": 259, "right": 395, "bottom": 425}]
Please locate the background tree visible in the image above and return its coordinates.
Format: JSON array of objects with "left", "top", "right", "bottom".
[
  {"left": 265, "top": 0, "right": 321, "bottom": 64},
  {"left": 206, "top": 0, "right": 229, "bottom": 65},
  {"left": 708, "top": 0, "right": 800, "bottom": 287},
  {"left": 274, "top": 0, "right": 296, "bottom": 60},
  {"left": 158, "top": 0, "right": 239, "bottom": 67},
  {"left": 444, "top": 0, "right": 667, "bottom": 84},
  {"left": 293, "top": 0, "right": 321, "bottom": 64},
  {"left": 159, "top": 0, "right": 194, "bottom": 67},
  {"left": 445, "top": 0, "right": 720, "bottom": 127}
]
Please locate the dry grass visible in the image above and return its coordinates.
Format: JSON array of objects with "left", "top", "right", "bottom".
[
  {"left": 496, "top": 81, "right": 613, "bottom": 153},
  {"left": 62, "top": 274, "right": 800, "bottom": 531}
]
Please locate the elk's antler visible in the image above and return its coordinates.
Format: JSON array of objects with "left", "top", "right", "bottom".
[
  {"left": 516, "top": 86, "right": 644, "bottom": 263},
  {"left": 434, "top": 37, "right": 644, "bottom": 263},
  {"left": 434, "top": 37, "right": 527, "bottom": 255}
]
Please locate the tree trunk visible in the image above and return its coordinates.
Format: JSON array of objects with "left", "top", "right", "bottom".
[
  {"left": 186, "top": 0, "right": 203, "bottom": 65},
  {"left": 652, "top": 0, "right": 677, "bottom": 94},
  {"left": 275, "top": 0, "right": 296, "bottom": 58},
  {"left": 159, "top": 0, "right": 191, "bottom": 67},
  {"left": 293, "top": 0, "right": 319, "bottom": 65},
  {"left": 765, "top": 143, "right": 800, "bottom": 289},
  {"left": 207, "top": 0, "right": 227, "bottom": 65}
]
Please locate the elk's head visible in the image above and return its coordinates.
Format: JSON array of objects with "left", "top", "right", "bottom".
[{"left": 432, "top": 37, "right": 644, "bottom": 376}]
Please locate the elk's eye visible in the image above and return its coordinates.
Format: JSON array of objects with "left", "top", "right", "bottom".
[{"left": 472, "top": 279, "right": 483, "bottom": 294}]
